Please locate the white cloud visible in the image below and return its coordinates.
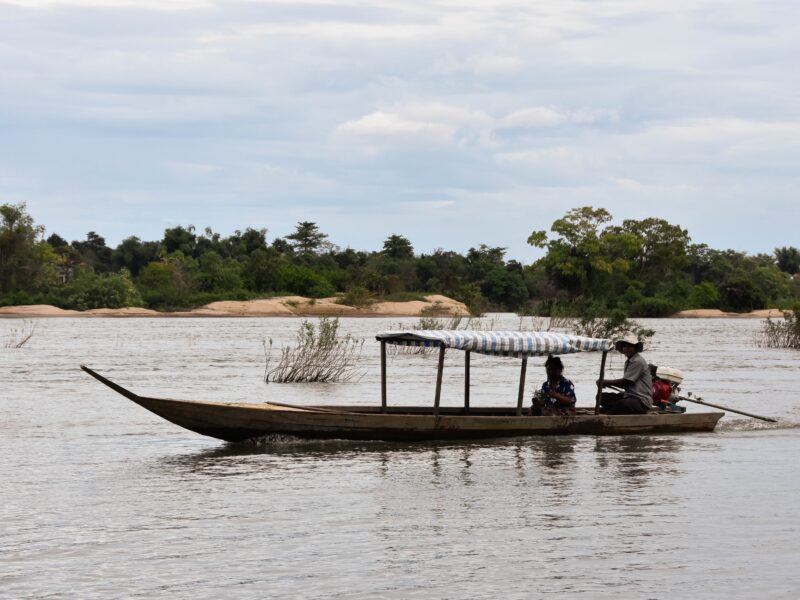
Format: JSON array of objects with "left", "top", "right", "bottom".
[
  {"left": 473, "top": 55, "right": 526, "bottom": 74},
  {"left": 399, "top": 199, "right": 456, "bottom": 210},
  {"left": 500, "top": 107, "right": 565, "bottom": 128},
  {"left": 610, "top": 177, "right": 696, "bottom": 195},
  {"left": 335, "top": 102, "right": 618, "bottom": 148},
  {"left": 0, "top": 0, "right": 212, "bottom": 8},
  {"left": 334, "top": 102, "right": 495, "bottom": 147},
  {"left": 645, "top": 118, "right": 800, "bottom": 143},
  {"left": 498, "top": 106, "right": 618, "bottom": 129},
  {"left": 401, "top": 103, "right": 492, "bottom": 127},
  {"left": 335, "top": 111, "right": 455, "bottom": 142},
  {"left": 2, "top": 0, "right": 800, "bottom": 257},
  {"left": 496, "top": 146, "right": 591, "bottom": 164},
  {"left": 199, "top": 21, "right": 442, "bottom": 45}
]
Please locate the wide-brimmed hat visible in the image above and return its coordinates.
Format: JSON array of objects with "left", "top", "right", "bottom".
[{"left": 614, "top": 334, "right": 643, "bottom": 352}]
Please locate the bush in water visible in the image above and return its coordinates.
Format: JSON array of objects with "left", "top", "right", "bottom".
[{"left": 264, "top": 317, "right": 364, "bottom": 383}]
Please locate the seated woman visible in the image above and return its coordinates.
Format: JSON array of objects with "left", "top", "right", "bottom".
[{"left": 532, "top": 356, "right": 577, "bottom": 416}]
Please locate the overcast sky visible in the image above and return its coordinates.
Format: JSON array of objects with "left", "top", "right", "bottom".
[{"left": 1, "top": 0, "right": 798, "bottom": 260}]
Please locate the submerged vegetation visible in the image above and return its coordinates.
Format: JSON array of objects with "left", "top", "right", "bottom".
[
  {"left": 264, "top": 317, "right": 364, "bottom": 383},
  {"left": 756, "top": 308, "right": 800, "bottom": 350},
  {"left": 2, "top": 203, "right": 798, "bottom": 317},
  {"left": 565, "top": 310, "right": 654, "bottom": 345},
  {"left": 3, "top": 320, "right": 36, "bottom": 349}
]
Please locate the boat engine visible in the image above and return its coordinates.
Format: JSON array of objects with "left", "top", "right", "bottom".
[{"left": 650, "top": 365, "right": 686, "bottom": 413}]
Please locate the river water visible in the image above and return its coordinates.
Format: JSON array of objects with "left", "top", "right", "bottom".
[{"left": 1, "top": 316, "right": 798, "bottom": 599}]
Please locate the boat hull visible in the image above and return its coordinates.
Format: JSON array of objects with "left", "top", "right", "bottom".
[
  {"left": 128, "top": 395, "right": 723, "bottom": 442},
  {"left": 81, "top": 366, "right": 724, "bottom": 443}
]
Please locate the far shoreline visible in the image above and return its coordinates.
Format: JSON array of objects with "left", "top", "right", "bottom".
[
  {"left": 670, "top": 308, "right": 786, "bottom": 319},
  {"left": 0, "top": 295, "right": 471, "bottom": 319},
  {"left": 0, "top": 299, "right": 787, "bottom": 319}
]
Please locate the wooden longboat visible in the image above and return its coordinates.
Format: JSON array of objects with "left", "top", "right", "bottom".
[{"left": 81, "top": 330, "right": 724, "bottom": 442}]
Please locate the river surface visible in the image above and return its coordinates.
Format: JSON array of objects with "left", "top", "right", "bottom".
[{"left": 1, "top": 316, "right": 799, "bottom": 599}]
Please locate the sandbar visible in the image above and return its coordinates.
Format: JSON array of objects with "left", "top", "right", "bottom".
[
  {"left": 0, "top": 295, "right": 469, "bottom": 318},
  {"left": 671, "top": 308, "right": 787, "bottom": 318}
]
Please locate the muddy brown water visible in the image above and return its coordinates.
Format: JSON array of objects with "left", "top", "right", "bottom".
[{"left": 2, "top": 316, "right": 799, "bottom": 598}]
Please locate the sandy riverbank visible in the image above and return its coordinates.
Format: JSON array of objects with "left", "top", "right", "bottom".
[
  {"left": 0, "top": 301, "right": 787, "bottom": 319},
  {"left": 671, "top": 308, "right": 787, "bottom": 318},
  {"left": 0, "top": 295, "right": 470, "bottom": 318}
]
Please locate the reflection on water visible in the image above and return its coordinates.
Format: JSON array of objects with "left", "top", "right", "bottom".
[
  {"left": 535, "top": 436, "right": 578, "bottom": 470},
  {"left": 2, "top": 316, "right": 800, "bottom": 598},
  {"left": 458, "top": 447, "right": 474, "bottom": 488},
  {"left": 594, "top": 435, "right": 687, "bottom": 479}
]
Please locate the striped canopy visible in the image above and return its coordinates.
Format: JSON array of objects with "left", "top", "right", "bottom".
[{"left": 375, "top": 330, "right": 613, "bottom": 358}]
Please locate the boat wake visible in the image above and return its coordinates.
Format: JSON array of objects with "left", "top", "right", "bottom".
[
  {"left": 245, "top": 433, "right": 374, "bottom": 447},
  {"left": 716, "top": 418, "right": 800, "bottom": 433}
]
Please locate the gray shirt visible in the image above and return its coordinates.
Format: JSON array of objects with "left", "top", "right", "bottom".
[{"left": 623, "top": 352, "right": 652, "bottom": 409}]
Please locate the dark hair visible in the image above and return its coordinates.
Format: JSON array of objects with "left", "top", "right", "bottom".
[{"left": 545, "top": 356, "right": 564, "bottom": 370}]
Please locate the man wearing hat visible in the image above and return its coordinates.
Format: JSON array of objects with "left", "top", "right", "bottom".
[{"left": 597, "top": 334, "right": 653, "bottom": 414}]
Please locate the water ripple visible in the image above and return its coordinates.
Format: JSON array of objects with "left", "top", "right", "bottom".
[{"left": 2, "top": 316, "right": 799, "bottom": 598}]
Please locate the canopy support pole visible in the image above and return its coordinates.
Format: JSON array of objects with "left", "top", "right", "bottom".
[
  {"left": 595, "top": 350, "right": 608, "bottom": 415},
  {"left": 380, "top": 340, "right": 387, "bottom": 413},
  {"left": 434, "top": 344, "right": 445, "bottom": 417},
  {"left": 516, "top": 356, "right": 528, "bottom": 416},
  {"left": 464, "top": 351, "right": 471, "bottom": 414}
]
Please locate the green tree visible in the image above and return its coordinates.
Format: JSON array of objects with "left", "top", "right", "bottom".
[
  {"left": 278, "top": 263, "right": 335, "bottom": 297},
  {"left": 416, "top": 249, "right": 466, "bottom": 292},
  {"left": 71, "top": 231, "right": 113, "bottom": 272},
  {"left": 382, "top": 234, "right": 414, "bottom": 260},
  {"left": 751, "top": 265, "right": 790, "bottom": 303},
  {"left": 243, "top": 248, "right": 283, "bottom": 292},
  {"left": 0, "top": 203, "right": 46, "bottom": 295},
  {"left": 286, "top": 221, "right": 328, "bottom": 255},
  {"left": 137, "top": 254, "right": 197, "bottom": 308},
  {"left": 688, "top": 281, "right": 721, "bottom": 309},
  {"left": 220, "top": 227, "right": 268, "bottom": 259},
  {"left": 62, "top": 267, "right": 143, "bottom": 310},
  {"left": 480, "top": 268, "right": 528, "bottom": 309},
  {"left": 722, "top": 277, "right": 767, "bottom": 312},
  {"left": 46, "top": 233, "right": 69, "bottom": 249},
  {"left": 196, "top": 251, "right": 244, "bottom": 292},
  {"left": 687, "top": 246, "right": 791, "bottom": 310},
  {"left": 162, "top": 225, "right": 197, "bottom": 256},
  {"left": 529, "top": 206, "right": 615, "bottom": 298},
  {"left": 613, "top": 217, "right": 690, "bottom": 293},
  {"left": 271, "top": 237, "right": 293, "bottom": 255},
  {"left": 112, "top": 236, "right": 161, "bottom": 277},
  {"left": 775, "top": 247, "right": 800, "bottom": 274},
  {"left": 465, "top": 245, "right": 507, "bottom": 281}
]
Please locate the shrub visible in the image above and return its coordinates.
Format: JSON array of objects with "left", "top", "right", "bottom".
[
  {"left": 264, "top": 317, "right": 364, "bottom": 383},
  {"left": 3, "top": 320, "right": 37, "bottom": 348},
  {"left": 452, "top": 283, "right": 488, "bottom": 317},
  {"left": 278, "top": 264, "right": 336, "bottom": 298},
  {"left": 480, "top": 268, "right": 528, "bottom": 310},
  {"left": 688, "top": 281, "right": 721, "bottom": 309},
  {"left": 0, "top": 290, "right": 54, "bottom": 307},
  {"left": 337, "top": 286, "right": 372, "bottom": 307},
  {"left": 196, "top": 251, "right": 243, "bottom": 292},
  {"left": 722, "top": 277, "right": 767, "bottom": 312},
  {"left": 137, "top": 259, "right": 196, "bottom": 308},
  {"left": 177, "top": 289, "right": 256, "bottom": 308},
  {"left": 630, "top": 296, "right": 679, "bottom": 317},
  {"left": 62, "top": 268, "right": 143, "bottom": 310},
  {"left": 755, "top": 307, "right": 800, "bottom": 349},
  {"left": 570, "top": 308, "right": 655, "bottom": 345}
]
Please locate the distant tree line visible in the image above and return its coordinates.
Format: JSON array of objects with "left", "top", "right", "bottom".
[{"left": 1, "top": 202, "right": 798, "bottom": 315}]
